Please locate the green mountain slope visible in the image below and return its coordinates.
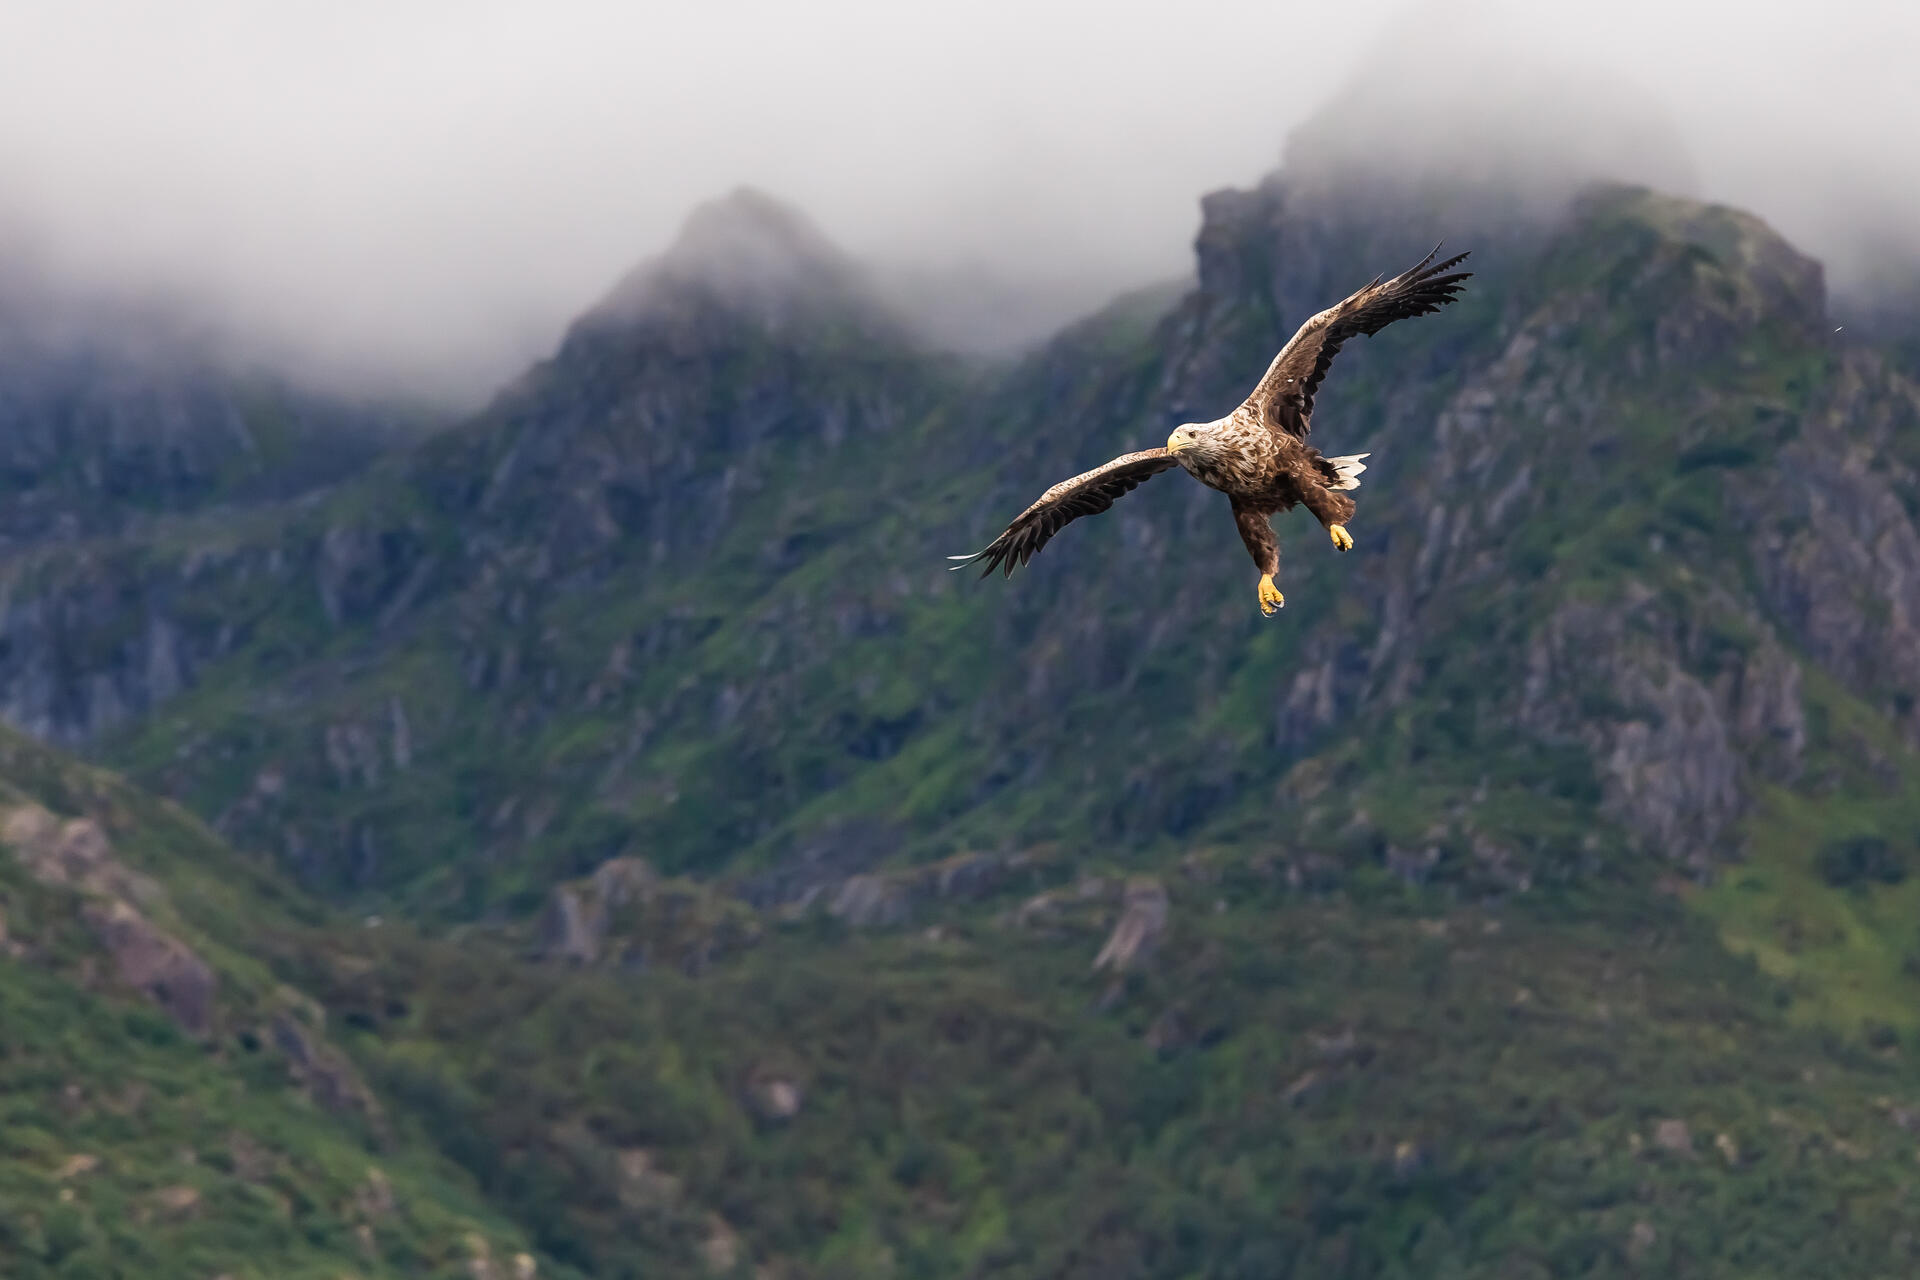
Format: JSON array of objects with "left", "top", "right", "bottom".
[
  {"left": 265, "top": 860, "right": 1920, "bottom": 1279},
  {"left": 0, "top": 723, "right": 544, "bottom": 1279},
  {"left": 12, "top": 713, "right": 1920, "bottom": 1278}
]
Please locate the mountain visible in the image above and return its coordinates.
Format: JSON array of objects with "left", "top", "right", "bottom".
[
  {"left": 7, "top": 181, "right": 1915, "bottom": 916},
  {"left": 5, "top": 168, "right": 1920, "bottom": 1275},
  {"left": 0, "top": 189, "right": 966, "bottom": 883},
  {"left": 0, "top": 246, "right": 429, "bottom": 549}
]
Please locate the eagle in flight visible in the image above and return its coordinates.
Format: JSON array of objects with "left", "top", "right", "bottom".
[{"left": 950, "top": 247, "right": 1471, "bottom": 614}]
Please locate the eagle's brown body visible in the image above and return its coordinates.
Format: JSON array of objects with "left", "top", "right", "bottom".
[
  {"left": 1177, "top": 406, "right": 1359, "bottom": 583},
  {"left": 951, "top": 247, "right": 1471, "bottom": 614}
]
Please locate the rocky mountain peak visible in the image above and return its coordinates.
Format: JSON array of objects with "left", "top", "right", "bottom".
[
  {"left": 578, "top": 186, "right": 903, "bottom": 342},
  {"left": 664, "top": 187, "right": 853, "bottom": 285},
  {"left": 1575, "top": 184, "right": 1827, "bottom": 323}
]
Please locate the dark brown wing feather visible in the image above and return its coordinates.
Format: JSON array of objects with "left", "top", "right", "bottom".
[
  {"left": 1242, "top": 246, "right": 1472, "bottom": 439},
  {"left": 949, "top": 448, "right": 1181, "bottom": 578}
]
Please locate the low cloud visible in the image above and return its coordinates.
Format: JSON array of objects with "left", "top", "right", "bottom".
[{"left": 0, "top": 1, "right": 1913, "bottom": 403}]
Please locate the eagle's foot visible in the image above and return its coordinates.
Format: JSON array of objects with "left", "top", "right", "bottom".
[
  {"left": 1257, "top": 574, "right": 1285, "bottom": 616},
  {"left": 1329, "top": 524, "right": 1354, "bottom": 552}
]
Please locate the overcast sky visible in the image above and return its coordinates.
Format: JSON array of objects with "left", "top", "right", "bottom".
[{"left": 1, "top": 1, "right": 1915, "bottom": 402}]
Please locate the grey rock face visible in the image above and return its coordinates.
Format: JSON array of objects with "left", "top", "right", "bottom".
[
  {"left": 827, "top": 874, "right": 915, "bottom": 929},
  {"left": 810, "top": 852, "right": 1010, "bottom": 931},
  {"left": 0, "top": 253, "right": 419, "bottom": 749},
  {"left": 538, "top": 884, "right": 604, "bottom": 966},
  {"left": 1092, "top": 877, "right": 1169, "bottom": 973},
  {"left": 536, "top": 855, "right": 666, "bottom": 965},
  {"left": 1746, "top": 354, "right": 1920, "bottom": 744},
  {"left": 1518, "top": 593, "right": 1804, "bottom": 861},
  {"left": 80, "top": 897, "right": 217, "bottom": 1036},
  {"left": 269, "top": 1008, "right": 383, "bottom": 1119},
  {"left": 3, "top": 806, "right": 159, "bottom": 902},
  {"left": 535, "top": 856, "right": 761, "bottom": 975},
  {"left": 3, "top": 803, "right": 214, "bottom": 1033}
]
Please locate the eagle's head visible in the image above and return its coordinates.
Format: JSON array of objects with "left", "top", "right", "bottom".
[{"left": 1166, "top": 422, "right": 1218, "bottom": 465}]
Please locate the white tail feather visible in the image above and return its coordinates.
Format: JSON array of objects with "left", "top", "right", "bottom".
[{"left": 1327, "top": 452, "right": 1370, "bottom": 491}]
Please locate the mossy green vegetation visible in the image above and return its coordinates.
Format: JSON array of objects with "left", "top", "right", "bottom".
[
  {"left": 0, "top": 725, "right": 547, "bottom": 1279},
  {"left": 1696, "top": 674, "right": 1920, "bottom": 1038},
  {"left": 267, "top": 873, "right": 1920, "bottom": 1279},
  {"left": 0, "top": 955, "right": 540, "bottom": 1280},
  {"left": 14, "top": 738, "right": 1920, "bottom": 1277}
]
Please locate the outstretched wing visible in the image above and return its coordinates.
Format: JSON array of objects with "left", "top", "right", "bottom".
[
  {"left": 1242, "top": 246, "right": 1471, "bottom": 439},
  {"left": 948, "top": 448, "right": 1181, "bottom": 578}
]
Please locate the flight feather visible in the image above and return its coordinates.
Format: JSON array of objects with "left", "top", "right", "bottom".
[
  {"left": 948, "top": 448, "right": 1180, "bottom": 577},
  {"left": 1241, "top": 246, "right": 1471, "bottom": 439}
]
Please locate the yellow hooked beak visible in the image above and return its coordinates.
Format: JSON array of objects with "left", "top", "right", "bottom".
[{"left": 1167, "top": 432, "right": 1189, "bottom": 455}]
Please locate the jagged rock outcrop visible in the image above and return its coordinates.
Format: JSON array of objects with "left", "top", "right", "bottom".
[
  {"left": 538, "top": 856, "right": 661, "bottom": 963},
  {"left": 78, "top": 897, "right": 218, "bottom": 1035},
  {"left": 1092, "top": 877, "right": 1169, "bottom": 973},
  {"left": 810, "top": 851, "right": 1012, "bottom": 929},
  {"left": 269, "top": 1004, "right": 384, "bottom": 1120},
  {"left": 2, "top": 803, "right": 216, "bottom": 1032},
  {"left": 3, "top": 805, "right": 162, "bottom": 902},
  {"left": 826, "top": 873, "right": 915, "bottom": 929},
  {"left": 1518, "top": 590, "right": 1805, "bottom": 860},
  {"left": 1744, "top": 352, "right": 1920, "bottom": 745},
  {"left": 536, "top": 856, "right": 760, "bottom": 974}
]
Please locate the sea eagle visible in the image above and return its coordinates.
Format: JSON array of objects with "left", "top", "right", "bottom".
[{"left": 950, "top": 247, "right": 1471, "bottom": 614}]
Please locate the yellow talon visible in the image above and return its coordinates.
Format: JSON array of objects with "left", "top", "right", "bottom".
[
  {"left": 1329, "top": 524, "right": 1353, "bottom": 552},
  {"left": 1257, "top": 574, "right": 1285, "bottom": 616}
]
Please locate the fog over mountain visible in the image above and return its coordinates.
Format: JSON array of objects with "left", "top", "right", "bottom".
[{"left": 1, "top": 0, "right": 1914, "bottom": 403}]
